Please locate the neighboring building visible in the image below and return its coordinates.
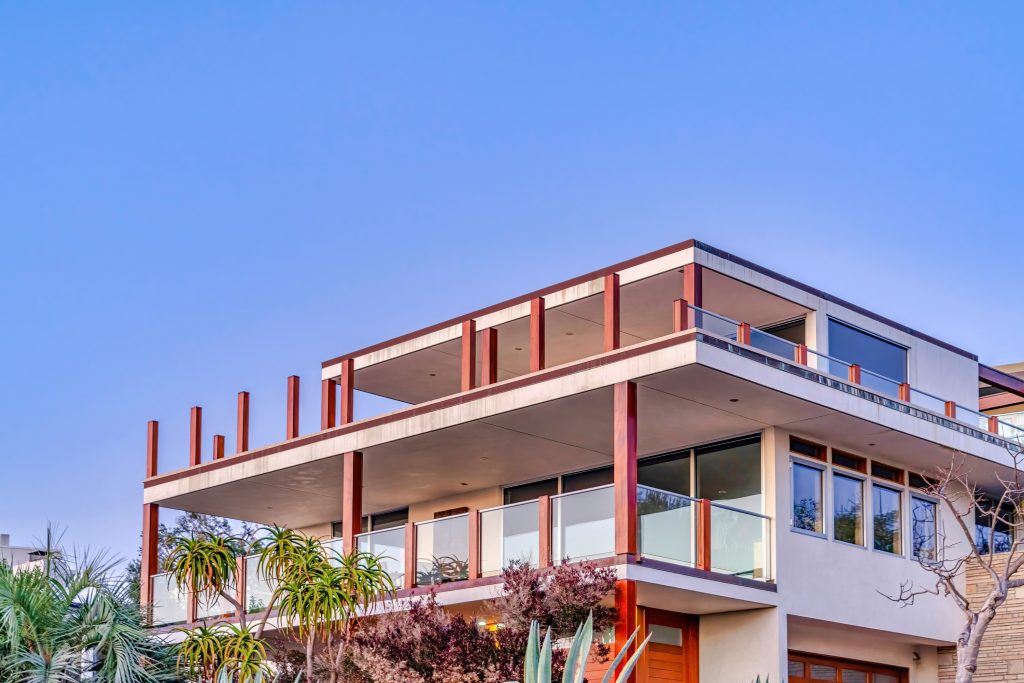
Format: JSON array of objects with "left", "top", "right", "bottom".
[
  {"left": 137, "top": 239, "right": 1024, "bottom": 682},
  {"left": 0, "top": 533, "right": 51, "bottom": 571}
]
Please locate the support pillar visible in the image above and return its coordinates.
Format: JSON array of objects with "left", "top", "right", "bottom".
[
  {"left": 530, "top": 297, "right": 545, "bottom": 372},
  {"left": 140, "top": 420, "right": 160, "bottom": 612},
  {"left": 481, "top": 328, "right": 498, "bottom": 386},
  {"left": 286, "top": 375, "right": 300, "bottom": 439},
  {"left": 467, "top": 509, "right": 480, "bottom": 579},
  {"left": 321, "top": 379, "right": 337, "bottom": 430},
  {"left": 672, "top": 298, "right": 690, "bottom": 333},
  {"left": 614, "top": 579, "right": 639, "bottom": 683},
  {"left": 340, "top": 358, "right": 355, "bottom": 425},
  {"left": 461, "top": 320, "right": 477, "bottom": 392},
  {"left": 682, "top": 263, "right": 703, "bottom": 308},
  {"left": 403, "top": 522, "right": 416, "bottom": 590},
  {"left": 236, "top": 391, "right": 250, "bottom": 453},
  {"left": 189, "top": 407, "right": 202, "bottom": 466},
  {"left": 614, "top": 381, "right": 637, "bottom": 557},
  {"left": 212, "top": 435, "right": 225, "bottom": 460},
  {"left": 342, "top": 451, "right": 363, "bottom": 555},
  {"left": 604, "top": 273, "right": 620, "bottom": 352}
]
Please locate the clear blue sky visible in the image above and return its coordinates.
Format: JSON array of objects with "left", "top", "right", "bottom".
[{"left": 1, "top": 4, "right": 1021, "bottom": 562}]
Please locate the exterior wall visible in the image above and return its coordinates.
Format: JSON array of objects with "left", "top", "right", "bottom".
[
  {"left": 407, "top": 486, "right": 502, "bottom": 524},
  {"left": 938, "top": 557, "right": 1024, "bottom": 683},
  {"left": 699, "top": 607, "right": 785, "bottom": 682},
  {"left": 294, "top": 522, "right": 333, "bottom": 539}
]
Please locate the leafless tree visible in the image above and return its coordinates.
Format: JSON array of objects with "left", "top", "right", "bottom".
[{"left": 884, "top": 446, "right": 1024, "bottom": 683}]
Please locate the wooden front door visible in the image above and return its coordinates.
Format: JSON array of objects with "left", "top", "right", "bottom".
[
  {"left": 788, "top": 652, "right": 907, "bottom": 683},
  {"left": 637, "top": 608, "right": 698, "bottom": 683}
]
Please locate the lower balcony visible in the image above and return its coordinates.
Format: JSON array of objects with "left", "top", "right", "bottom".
[{"left": 148, "top": 483, "right": 771, "bottom": 626}]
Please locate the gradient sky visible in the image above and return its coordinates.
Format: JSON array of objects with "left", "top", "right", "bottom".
[{"left": 1, "top": 4, "right": 1022, "bottom": 563}]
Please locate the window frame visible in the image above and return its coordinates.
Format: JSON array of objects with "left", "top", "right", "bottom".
[
  {"left": 831, "top": 470, "right": 866, "bottom": 549},
  {"left": 870, "top": 481, "right": 905, "bottom": 557},
  {"left": 790, "top": 456, "right": 827, "bottom": 539},
  {"left": 910, "top": 493, "right": 939, "bottom": 561}
]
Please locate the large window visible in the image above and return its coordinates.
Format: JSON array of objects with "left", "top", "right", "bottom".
[
  {"left": 792, "top": 462, "right": 823, "bottom": 534},
  {"left": 828, "top": 319, "right": 907, "bottom": 383},
  {"left": 695, "top": 436, "right": 762, "bottom": 513},
  {"left": 873, "top": 484, "right": 903, "bottom": 554},
  {"left": 912, "top": 496, "right": 938, "bottom": 560},
  {"left": 833, "top": 474, "right": 864, "bottom": 545},
  {"left": 975, "top": 497, "right": 1013, "bottom": 554},
  {"left": 638, "top": 450, "right": 691, "bottom": 496}
]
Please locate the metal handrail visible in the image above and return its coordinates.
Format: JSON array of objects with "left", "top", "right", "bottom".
[
  {"left": 478, "top": 498, "right": 540, "bottom": 515},
  {"left": 550, "top": 483, "right": 614, "bottom": 500}
]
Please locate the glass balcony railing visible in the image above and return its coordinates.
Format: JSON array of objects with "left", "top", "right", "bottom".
[
  {"left": 749, "top": 328, "right": 798, "bottom": 360},
  {"left": 150, "top": 572, "right": 188, "bottom": 626},
  {"left": 909, "top": 387, "right": 947, "bottom": 415},
  {"left": 690, "top": 307, "right": 738, "bottom": 340},
  {"left": 479, "top": 500, "right": 539, "bottom": 576},
  {"left": 859, "top": 367, "right": 902, "bottom": 399},
  {"left": 551, "top": 485, "right": 615, "bottom": 562},
  {"left": 324, "top": 537, "right": 345, "bottom": 565},
  {"left": 245, "top": 555, "right": 275, "bottom": 613},
  {"left": 196, "top": 585, "right": 234, "bottom": 621},
  {"left": 415, "top": 515, "right": 469, "bottom": 586},
  {"left": 357, "top": 527, "right": 406, "bottom": 586},
  {"left": 709, "top": 502, "right": 770, "bottom": 580},
  {"left": 637, "top": 485, "right": 695, "bottom": 567}
]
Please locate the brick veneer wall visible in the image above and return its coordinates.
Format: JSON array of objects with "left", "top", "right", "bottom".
[{"left": 938, "top": 557, "right": 1024, "bottom": 682}]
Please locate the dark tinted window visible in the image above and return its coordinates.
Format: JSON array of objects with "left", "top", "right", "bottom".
[
  {"left": 504, "top": 478, "right": 558, "bottom": 504},
  {"left": 871, "top": 462, "right": 903, "bottom": 483},
  {"left": 828, "top": 319, "right": 907, "bottom": 382},
  {"left": 696, "top": 435, "right": 761, "bottom": 512},
  {"left": 761, "top": 318, "right": 806, "bottom": 345},
  {"left": 790, "top": 436, "right": 825, "bottom": 461},
  {"left": 638, "top": 450, "right": 691, "bottom": 496},
  {"left": 371, "top": 508, "right": 408, "bottom": 530},
  {"left": 832, "top": 450, "right": 866, "bottom": 472},
  {"left": 563, "top": 466, "right": 613, "bottom": 493}
]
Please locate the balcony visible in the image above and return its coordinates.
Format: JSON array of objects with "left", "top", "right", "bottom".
[{"left": 148, "top": 482, "right": 772, "bottom": 627}]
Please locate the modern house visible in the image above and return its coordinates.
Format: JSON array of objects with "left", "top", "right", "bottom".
[
  {"left": 138, "top": 240, "right": 1024, "bottom": 682},
  {"left": 0, "top": 533, "right": 52, "bottom": 572}
]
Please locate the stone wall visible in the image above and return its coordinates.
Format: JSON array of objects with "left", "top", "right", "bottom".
[{"left": 938, "top": 557, "right": 1024, "bottom": 682}]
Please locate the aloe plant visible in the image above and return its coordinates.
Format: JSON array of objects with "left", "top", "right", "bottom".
[{"left": 514, "top": 612, "right": 651, "bottom": 683}]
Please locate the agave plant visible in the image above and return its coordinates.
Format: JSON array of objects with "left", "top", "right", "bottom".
[{"left": 515, "top": 612, "right": 650, "bottom": 683}]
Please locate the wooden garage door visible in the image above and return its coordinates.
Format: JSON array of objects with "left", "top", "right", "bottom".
[
  {"left": 788, "top": 652, "right": 906, "bottom": 683},
  {"left": 638, "top": 609, "right": 698, "bottom": 683}
]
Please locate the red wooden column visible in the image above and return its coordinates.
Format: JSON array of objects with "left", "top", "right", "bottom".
[
  {"left": 321, "top": 379, "right": 337, "bottom": 430},
  {"left": 481, "top": 328, "right": 498, "bottom": 386},
  {"left": 538, "top": 494, "right": 552, "bottom": 567},
  {"left": 286, "top": 375, "right": 300, "bottom": 439},
  {"left": 341, "top": 451, "right": 363, "bottom": 555},
  {"left": 461, "top": 320, "right": 477, "bottom": 392},
  {"left": 847, "top": 364, "right": 862, "bottom": 385},
  {"left": 672, "top": 298, "right": 690, "bottom": 333},
  {"left": 235, "top": 556, "right": 246, "bottom": 610},
  {"left": 898, "top": 383, "right": 911, "bottom": 402},
  {"left": 988, "top": 416, "right": 1001, "bottom": 433},
  {"left": 403, "top": 522, "right": 416, "bottom": 590},
  {"left": 467, "top": 509, "right": 480, "bottom": 580},
  {"left": 697, "top": 498, "right": 712, "bottom": 571},
  {"left": 604, "top": 273, "right": 620, "bottom": 352},
  {"left": 189, "top": 407, "right": 202, "bottom": 466},
  {"left": 212, "top": 435, "right": 225, "bottom": 460},
  {"left": 794, "top": 344, "right": 809, "bottom": 365},
  {"left": 340, "top": 358, "right": 355, "bottom": 425},
  {"left": 236, "top": 391, "right": 250, "bottom": 453},
  {"left": 614, "top": 579, "right": 639, "bottom": 683},
  {"left": 140, "top": 421, "right": 160, "bottom": 611},
  {"left": 614, "top": 381, "right": 638, "bottom": 558},
  {"left": 530, "top": 297, "right": 546, "bottom": 372},
  {"left": 945, "top": 401, "right": 958, "bottom": 419},
  {"left": 737, "top": 322, "right": 752, "bottom": 345},
  {"left": 682, "top": 263, "right": 703, "bottom": 308}
]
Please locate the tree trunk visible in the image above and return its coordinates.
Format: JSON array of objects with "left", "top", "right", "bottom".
[
  {"left": 306, "top": 632, "right": 315, "bottom": 683},
  {"left": 956, "top": 600, "right": 1002, "bottom": 683}
]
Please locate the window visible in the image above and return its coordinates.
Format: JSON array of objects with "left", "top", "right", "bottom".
[
  {"left": 696, "top": 436, "right": 762, "bottom": 512},
  {"left": 871, "top": 461, "right": 904, "bottom": 484},
  {"left": 832, "top": 449, "right": 866, "bottom": 473},
  {"left": 761, "top": 317, "right": 806, "bottom": 345},
  {"left": 908, "top": 472, "right": 933, "bottom": 490},
  {"left": 504, "top": 478, "right": 558, "bottom": 504},
  {"left": 638, "top": 450, "right": 691, "bottom": 496},
  {"left": 833, "top": 474, "right": 863, "bottom": 545},
  {"left": 975, "top": 497, "right": 1013, "bottom": 554},
  {"left": 790, "top": 436, "right": 825, "bottom": 461},
  {"left": 873, "top": 484, "right": 903, "bottom": 554},
  {"left": 792, "top": 462, "right": 823, "bottom": 534},
  {"left": 912, "top": 496, "right": 938, "bottom": 560},
  {"left": 563, "top": 466, "right": 612, "bottom": 493},
  {"left": 827, "top": 319, "right": 908, "bottom": 383}
]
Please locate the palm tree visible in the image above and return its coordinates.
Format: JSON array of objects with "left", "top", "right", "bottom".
[{"left": 0, "top": 542, "right": 176, "bottom": 682}]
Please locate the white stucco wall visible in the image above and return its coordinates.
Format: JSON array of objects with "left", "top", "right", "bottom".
[{"left": 700, "top": 607, "right": 786, "bottom": 682}]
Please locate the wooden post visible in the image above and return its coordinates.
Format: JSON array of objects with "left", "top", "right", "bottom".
[
  {"left": 614, "top": 381, "right": 638, "bottom": 557},
  {"left": 898, "top": 383, "right": 911, "bottom": 402},
  {"left": 847, "top": 364, "right": 862, "bottom": 385},
  {"left": 404, "top": 522, "right": 416, "bottom": 590},
  {"left": 794, "top": 343, "right": 808, "bottom": 365},
  {"left": 187, "top": 587, "right": 198, "bottom": 625},
  {"left": 945, "top": 401, "right": 958, "bottom": 419},
  {"left": 140, "top": 503, "right": 159, "bottom": 611},
  {"left": 604, "top": 273, "right": 620, "bottom": 352},
  {"left": 530, "top": 297, "right": 546, "bottom": 372},
  {"left": 467, "top": 509, "right": 480, "bottom": 580},
  {"left": 342, "top": 451, "right": 363, "bottom": 555},
  {"left": 538, "top": 495, "right": 552, "bottom": 568},
  {"left": 682, "top": 263, "right": 703, "bottom": 308},
  {"left": 614, "top": 579, "right": 639, "bottom": 683},
  {"left": 189, "top": 407, "right": 202, "bottom": 466},
  {"left": 146, "top": 420, "right": 159, "bottom": 478},
  {"left": 481, "top": 328, "right": 498, "bottom": 386},
  {"left": 321, "top": 379, "right": 337, "bottom": 430},
  {"left": 697, "top": 498, "right": 712, "bottom": 572},
  {"left": 286, "top": 375, "right": 300, "bottom": 439},
  {"left": 236, "top": 391, "right": 250, "bottom": 453},
  {"left": 461, "top": 320, "right": 477, "bottom": 392},
  {"left": 737, "top": 322, "right": 752, "bottom": 346},
  {"left": 212, "top": 435, "right": 225, "bottom": 460},
  {"left": 340, "top": 358, "right": 355, "bottom": 425},
  {"left": 989, "top": 416, "right": 1001, "bottom": 434},
  {"left": 672, "top": 298, "right": 689, "bottom": 333},
  {"left": 235, "top": 556, "right": 246, "bottom": 614}
]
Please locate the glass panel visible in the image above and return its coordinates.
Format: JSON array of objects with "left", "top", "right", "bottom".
[
  {"left": 827, "top": 319, "right": 907, "bottom": 383},
  {"left": 841, "top": 670, "right": 867, "bottom": 683},
  {"left": 833, "top": 474, "right": 864, "bottom": 545},
  {"left": 792, "top": 463, "right": 823, "bottom": 533},
  {"left": 957, "top": 406, "right": 990, "bottom": 430},
  {"left": 872, "top": 675, "right": 898, "bottom": 683},
  {"left": 324, "top": 537, "right": 345, "bottom": 565},
  {"left": 552, "top": 485, "right": 614, "bottom": 562},
  {"left": 692, "top": 307, "right": 738, "bottom": 339},
  {"left": 873, "top": 485, "right": 902, "bottom": 554},
  {"left": 911, "top": 497, "right": 937, "bottom": 560},
  {"left": 196, "top": 585, "right": 233, "bottom": 621},
  {"left": 910, "top": 388, "right": 947, "bottom": 414},
  {"left": 638, "top": 450, "right": 691, "bottom": 496},
  {"left": 415, "top": 515, "right": 469, "bottom": 586},
  {"left": 696, "top": 436, "right": 762, "bottom": 513},
  {"left": 245, "top": 555, "right": 275, "bottom": 613},
  {"left": 648, "top": 624, "right": 683, "bottom": 646},
  {"left": 710, "top": 504, "right": 768, "bottom": 580},
  {"left": 479, "top": 501, "right": 539, "bottom": 576},
  {"left": 638, "top": 485, "right": 693, "bottom": 566},
  {"left": 860, "top": 368, "right": 901, "bottom": 398},
  {"left": 810, "top": 663, "right": 837, "bottom": 680},
  {"left": 563, "top": 466, "right": 613, "bottom": 493},
  {"left": 750, "top": 327, "right": 798, "bottom": 359},
  {"left": 504, "top": 478, "right": 558, "bottom": 505},
  {"left": 357, "top": 527, "right": 406, "bottom": 586},
  {"left": 788, "top": 660, "right": 806, "bottom": 678},
  {"left": 150, "top": 573, "right": 188, "bottom": 625}
]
